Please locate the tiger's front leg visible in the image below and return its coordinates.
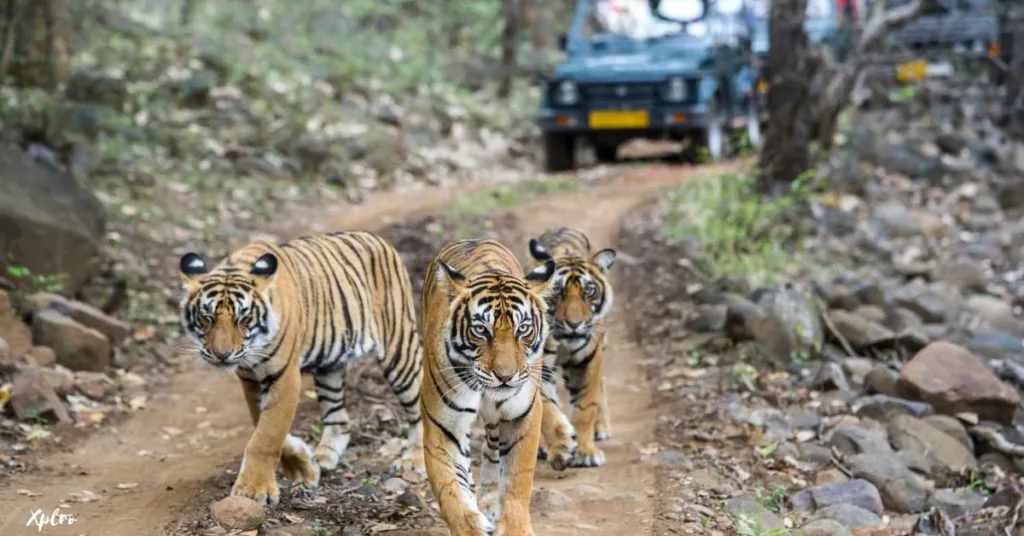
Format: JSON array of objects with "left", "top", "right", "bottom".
[
  {"left": 312, "top": 366, "right": 352, "bottom": 471},
  {"left": 232, "top": 361, "right": 302, "bottom": 506},
  {"left": 539, "top": 350, "right": 576, "bottom": 471},
  {"left": 565, "top": 344, "right": 607, "bottom": 468},
  {"left": 478, "top": 422, "right": 502, "bottom": 523},
  {"left": 423, "top": 395, "right": 493, "bottom": 535},
  {"left": 495, "top": 393, "right": 542, "bottom": 536},
  {"left": 240, "top": 378, "right": 320, "bottom": 491}
]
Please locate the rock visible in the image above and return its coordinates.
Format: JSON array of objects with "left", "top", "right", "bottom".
[
  {"left": 657, "top": 450, "right": 694, "bottom": 470},
  {"left": 0, "top": 335, "right": 7, "bottom": 363},
  {"left": 812, "top": 362, "right": 852, "bottom": 392},
  {"left": 724, "top": 296, "right": 766, "bottom": 341},
  {"left": 0, "top": 145, "right": 106, "bottom": 295},
  {"left": 754, "top": 284, "right": 824, "bottom": 357},
  {"left": 530, "top": 487, "right": 571, "bottom": 515},
  {"left": 800, "top": 443, "right": 835, "bottom": 465},
  {"left": 74, "top": 371, "right": 116, "bottom": 399},
  {"left": 847, "top": 452, "right": 930, "bottom": 513},
  {"left": 724, "top": 496, "right": 785, "bottom": 532},
  {"left": 19, "top": 364, "right": 74, "bottom": 395},
  {"left": 380, "top": 477, "right": 408, "bottom": 494},
  {"left": 396, "top": 489, "right": 424, "bottom": 509},
  {"left": 897, "top": 341, "right": 1019, "bottom": 424},
  {"left": 31, "top": 310, "right": 111, "bottom": 372},
  {"left": 965, "top": 330, "right": 1024, "bottom": 359},
  {"left": 724, "top": 296, "right": 798, "bottom": 363},
  {"left": 814, "top": 469, "right": 849, "bottom": 486},
  {"left": 852, "top": 394, "right": 933, "bottom": 421},
  {"left": 854, "top": 305, "right": 887, "bottom": 324},
  {"left": 23, "top": 345, "right": 56, "bottom": 367},
  {"left": 851, "top": 281, "right": 887, "bottom": 308},
  {"left": 892, "top": 286, "right": 951, "bottom": 323},
  {"left": 798, "top": 519, "right": 853, "bottom": 536},
  {"left": 686, "top": 305, "right": 727, "bottom": 332},
  {"left": 922, "top": 415, "right": 972, "bottom": 451},
  {"left": 897, "top": 449, "right": 932, "bottom": 474},
  {"left": 812, "top": 503, "right": 883, "bottom": 528},
  {"left": 27, "top": 293, "right": 131, "bottom": 346},
  {"left": 962, "top": 295, "right": 1024, "bottom": 338},
  {"left": 887, "top": 415, "right": 976, "bottom": 473},
  {"left": 814, "top": 279, "right": 859, "bottom": 310},
  {"left": 934, "top": 261, "right": 988, "bottom": 294},
  {"left": 176, "top": 71, "right": 216, "bottom": 107},
  {"left": 0, "top": 291, "right": 32, "bottom": 359},
  {"left": 209, "top": 496, "right": 266, "bottom": 530},
  {"left": 9, "top": 369, "right": 70, "bottom": 423},
  {"left": 863, "top": 365, "right": 899, "bottom": 396},
  {"left": 829, "top": 310, "right": 895, "bottom": 348},
  {"left": 828, "top": 424, "right": 892, "bottom": 456},
  {"left": 928, "top": 488, "right": 986, "bottom": 519},
  {"left": 788, "top": 479, "right": 884, "bottom": 515},
  {"left": 873, "top": 201, "right": 922, "bottom": 238}
]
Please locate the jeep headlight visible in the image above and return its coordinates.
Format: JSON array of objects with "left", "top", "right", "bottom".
[
  {"left": 665, "top": 76, "right": 688, "bottom": 102},
  {"left": 555, "top": 80, "right": 578, "bottom": 105}
]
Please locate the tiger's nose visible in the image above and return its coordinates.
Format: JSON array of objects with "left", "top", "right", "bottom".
[
  {"left": 565, "top": 320, "right": 583, "bottom": 330},
  {"left": 211, "top": 349, "right": 233, "bottom": 361},
  {"left": 494, "top": 370, "right": 516, "bottom": 383}
]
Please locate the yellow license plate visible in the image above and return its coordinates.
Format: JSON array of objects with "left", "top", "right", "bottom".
[
  {"left": 589, "top": 110, "right": 649, "bottom": 129},
  {"left": 896, "top": 59, "right": 927, "bottom": 83},
  {"left": 757, "top": 80, "right": 769, "bottom": 94}
]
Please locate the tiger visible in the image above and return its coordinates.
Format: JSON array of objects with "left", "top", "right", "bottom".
[
  {"left": 177, "top": 232, "right": 424, "bottom": 506},
  {"left": 419, "top": 239, "right": 556, "bottom": 536},
  {"left": 527, "top": 227, "right": 616, "bottom": 470}
]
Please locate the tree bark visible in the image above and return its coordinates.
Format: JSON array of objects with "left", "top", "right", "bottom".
[
  {"left": 756, "top": 0, "right": 813, "bottom": 196},
  {"left": 0, "top": 0, "right": 70, "bottom": 89},
  {"left": 498, "top": 0, "right": 520, "bottom": 100},
  {"left": 521, "top": 0, "right": 544, "bottom": 53}
]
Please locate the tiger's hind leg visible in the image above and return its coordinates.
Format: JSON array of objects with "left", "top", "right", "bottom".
[
  {"left": 539, "top": 350, "right": 576, "bottom": 471},
  {"left": 594, "top": 375, "right": 611, "bottom": 441},
  {"left": 377, "top": 343, "right": 425, "bottom": 473},
  {"left": 312, "top": 366, "right": 352, "bottom": 471}
]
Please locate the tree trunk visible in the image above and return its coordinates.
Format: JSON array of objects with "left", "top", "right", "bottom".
[
  {"left": 756, "top": 0, "right": 813, "bottom": 196},
  {"left": 521, "top": 0, "right": 544, "bottom": 53},
  {"left": 498, "top": 0, "right": 519, "bottom": 100},
  {"left": 180, "top": 0, "right": 198, "bottom": 27},
  {"left": 1004, "top": 3, "right": 1024, "bottom": 138},
  {"left": 0, "top": 0, "right": 71, "bottom": 89}
]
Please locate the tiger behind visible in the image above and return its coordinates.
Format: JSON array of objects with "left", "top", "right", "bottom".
[
  {"left": 527, "top": 227, "right": 616, "bottom": 470},
  {"left": 420, "top": 239, "right": 556, "bottom": 536},
  {"left": 177, "top": 232, "right": 424, "bottom": 506}
]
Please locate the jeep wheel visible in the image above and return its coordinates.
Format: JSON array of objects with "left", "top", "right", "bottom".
[
  {"left": 594, "top": 143, "right": 618, "bottom": 164},
  {"left": 544, "top": 133, "right": 576, "bottom": 173}
]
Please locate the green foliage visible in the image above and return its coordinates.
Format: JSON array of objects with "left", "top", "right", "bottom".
[
  {"left": 5, "top": 256, "right": 67, "bottom": 295},
  {"left": 450, "top": 177, "right": 577, "bottom": 216}
]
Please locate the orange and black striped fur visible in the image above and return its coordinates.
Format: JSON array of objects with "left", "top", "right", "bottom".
[
  {"left": 420, "top": 239, "right": 556, "bottom": 536},
  {"left": 177, "top": 232, "right": 424, "bottom": 506},
  {"left": 528, "top": 227, "right": 616, "bottom": 469}
]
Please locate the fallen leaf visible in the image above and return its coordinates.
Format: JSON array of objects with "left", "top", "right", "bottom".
[
  {"left": 162, "top": 427, "right": 183, "bottom": 436},
  {"left": 303, "top": 390, "right": 318, "bottom": 400},
  {"left": 371, "top": 523, "right": 399, "bottom": 533},
  {"left": 17, "top": 489, "right": 40, "bottom": 497},
  {"left": 758, "top": 442, "right": 778, "bottom": 457},
  {"left": 0, "top": 383, "right": 11, "bottom": 412},
  {"left": 282, "top": 513, "right": 304, "bottom": 524},
  {"left": 68, "top": 490, "right": 99, "bottom": 503},
  {"left": 116, "top": 483, "right": 138, "bottom": 490},
  {"left": 26, "top": 427, "right": 51, "bottom": 442}
]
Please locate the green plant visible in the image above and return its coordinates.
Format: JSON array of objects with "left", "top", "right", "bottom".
[
  {"left": 450, "top": 178, "right": 577, "bottom": 216},
  {"left": 5, "top": 256, "right": 67, "bottom": 295},
  {"left": 754, "top": 484, "right": 789, "bottom": 514}
]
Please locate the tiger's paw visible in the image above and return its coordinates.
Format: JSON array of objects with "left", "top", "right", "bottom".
[
  {"left": 536, "top": 446, "right": 548, "bottom": 460},
  {"left": 231, "top": 470, "right": 280, "bottom": 506},
  {"left": 569, "top": 444, "right": 605, "bottom": 468},
  {"left": 479, "top": 491, "right": 501, "bottom": 523},
  {"left": 281, "top": 436, "right": 320, "bottom": 490},
  {"left": 465, "top": 509, "right": 496, "bottom": 536},
  {"left": 594, "top": 429, "right": 611, "bottom": 441},
  {"left": 313, "top": 432, "right": 351, "bottom": 471},
  {"left": 547, "top": 430, "right": 577, "bottom": 472},
  {"left": 391, "top": 446, "right": 426, "bottom": 475}
]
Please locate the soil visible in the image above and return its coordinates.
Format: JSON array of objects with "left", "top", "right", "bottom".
[{"left": 0, "top": 159, "right": 749, "bottom": 536}]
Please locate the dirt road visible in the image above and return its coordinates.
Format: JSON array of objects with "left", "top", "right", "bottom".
[{"left": 0, "top": 160, "right": 741, "bottom": 536}]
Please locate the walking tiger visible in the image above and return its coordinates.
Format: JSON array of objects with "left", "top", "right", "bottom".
[
  {"left": 177, "top": 232, "right": 424, "bottom": 506},
  {"left": 527, "top": 227, "right": 617, "bottom": 470},
  {"left": 419, "top": 238, "right": 556, "bottom": 536}
]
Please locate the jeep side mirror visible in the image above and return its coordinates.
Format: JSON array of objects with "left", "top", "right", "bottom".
[{"left": 558, "top": 33, "right": 568, "bottom": 52}]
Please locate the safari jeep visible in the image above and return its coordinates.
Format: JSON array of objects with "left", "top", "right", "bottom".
[{"left": 538, "top": 0, "right": 762, "bottom": 172}]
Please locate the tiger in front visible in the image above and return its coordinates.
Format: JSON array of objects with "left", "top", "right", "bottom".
[
  {"left": 527, "top": 227, "right": 617, "bottom": 470},
  {"left": 420, "top": 239, "right": 556, "bottom": 536},
  {"left": 177, "top": 232, "right": 424, "bottom": 506}
]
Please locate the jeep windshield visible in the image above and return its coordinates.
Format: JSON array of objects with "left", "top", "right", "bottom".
[{"left": 569, "top": 0, "right": 705, "bottom": 49}]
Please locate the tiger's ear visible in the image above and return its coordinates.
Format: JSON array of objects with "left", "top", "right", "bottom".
[
  {"left": 250, "top": 253, "right": 278, "bottom": 291},
  {"left": 179, "top": 252, "right": 209, "bottom": 287},
  {"left": 528, "top": 238, "right": 551, "bottom": 264},
  {"left": 592, "top": 248, "right": 617, "bottom": 273},
  {"left": 525, "top": 259, "right": 556, "bottom": 298},
  {"left": 435, "top": 260, "right": 469, "bottom": 298}
]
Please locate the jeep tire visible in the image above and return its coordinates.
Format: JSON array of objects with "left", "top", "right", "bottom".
[
  {"left": 544, "top": 132, "right": 576, "bottom": 173},
  {"left": 594, "top": 142, "right": 618, "bottom": 164}
]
